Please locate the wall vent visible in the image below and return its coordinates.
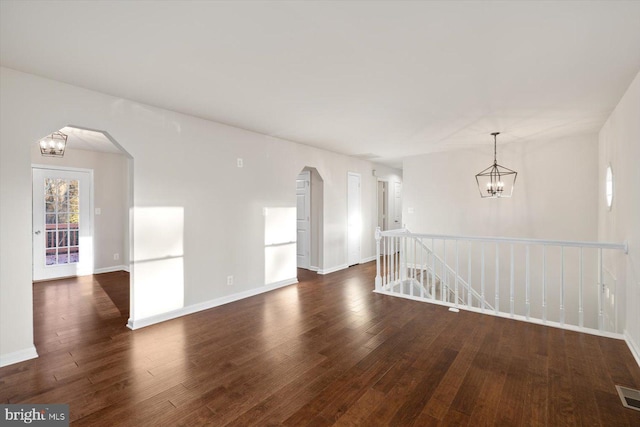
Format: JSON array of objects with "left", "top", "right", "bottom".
[{"left": 616, "top": 385, "right": 640, "bottom": 411}]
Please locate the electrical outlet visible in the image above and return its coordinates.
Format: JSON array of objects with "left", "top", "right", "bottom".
[
  {"left": 113, "top": 253, "right": 120, "bottom": 261},
  {"left": 227, "top": 275, "right": 234, "bottom": 286},
  {"left": 237, "top": 158, "right": 243, "bottom": 168}
]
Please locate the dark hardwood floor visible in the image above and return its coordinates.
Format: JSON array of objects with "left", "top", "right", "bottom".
[{"left": 1, "top": 263, "right": 640, "bottom": 425}]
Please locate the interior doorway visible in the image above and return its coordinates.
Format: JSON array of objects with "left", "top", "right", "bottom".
[
  {"left": 30, "top": 125, "right": 133, "bottom": 325},
  {"left": 296, "top": 167, "right": 324, "bottom": 271},
  {"left": 377, "top": 180, "right": 388, "bottom": 231}
]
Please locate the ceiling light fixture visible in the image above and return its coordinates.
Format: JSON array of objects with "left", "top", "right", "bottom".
[
  {"left": 475, "top": 132, "right": 517, "bottom": 198},
  {"left": 39, "top": 131, "right": 68, "bottom": 157}
]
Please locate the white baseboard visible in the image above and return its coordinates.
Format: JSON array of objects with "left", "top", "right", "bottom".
[
  {"left": 94, "top": 265, "right": 129, "bottom": 274},
  {"left": 127, "top": 277, "right": 298, "bottom": 330},
  {"left": 360, "top": 255, "right": 376, "bottom": 264},
  {"left": 318, "top": 264, "right": 349, "bottom": 275},
  {"left": 309, "top": 266, "right": 319, "bottom": 272},
  {"left": 624, "top": 329, "right": 640, "bottom": 368},
  {"left": 0, "top": 345, "right": 38, "bottom": 367}
]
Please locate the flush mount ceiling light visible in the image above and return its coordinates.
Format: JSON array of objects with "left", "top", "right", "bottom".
[
  {"left": 475, "top": 132, "right": 517, "bottom": 198},
  {"left": 39, "top": 131, "right": 68, "bottom": 157}
]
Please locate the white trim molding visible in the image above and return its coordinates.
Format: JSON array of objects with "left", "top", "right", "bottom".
[
  {"left": 127, "top": 277, "right": 298, "bottom": 330},
  {"left": 0, "top": 346, "right": 38, "bottom": 367},
  {"left": 624, "top": 330, "right": 640, "bottom": 368},
  {"left": 94, "top": 265, "right": 129, "bottom": 274},
  {"left": 318, "top": 264, "right": 349, "bottom": 275},
  {"left": 360, "top": 255, "right": 377, "bottom": 264}
]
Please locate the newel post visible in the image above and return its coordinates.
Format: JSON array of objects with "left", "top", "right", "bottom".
[{"left": 375, "top": 227, "right": 382, "bottom": 291}]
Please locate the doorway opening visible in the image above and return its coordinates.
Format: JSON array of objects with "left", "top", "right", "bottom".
[
  {"left": 296, "top": 167, "right": 323, "bottom": 272},
  {"left": 30, "top": 125, "right": 134, "bottom": 332},
  {"left": 377, "top": 180, "right": 388, "bottom": 231}
]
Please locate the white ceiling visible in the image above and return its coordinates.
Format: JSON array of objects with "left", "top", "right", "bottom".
[{"left": 2, "top": 1, "right": 639, "bottom": 167}]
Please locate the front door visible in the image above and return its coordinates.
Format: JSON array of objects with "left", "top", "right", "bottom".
[{"left": 32, "top": 167, "right": 93, "bottom": 281}]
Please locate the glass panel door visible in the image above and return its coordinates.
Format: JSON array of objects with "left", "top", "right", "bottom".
[{"left": 33, "top": 168, "right": 92, "bottom": 281}]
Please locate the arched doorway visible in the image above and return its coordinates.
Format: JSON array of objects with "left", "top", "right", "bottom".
[{"left": 30, "top": 125, "right": 134, "bottom": 337}]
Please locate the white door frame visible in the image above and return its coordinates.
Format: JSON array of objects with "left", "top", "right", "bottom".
[{"left": 32, "top": 164, "right": 95, "bottom": 280}]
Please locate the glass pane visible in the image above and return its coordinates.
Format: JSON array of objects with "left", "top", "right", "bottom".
[
  {"left": 69, "top": 180, "right": 79, "bottom": 201},
  {"left": 46, "top": 249, "right": 56, "bottom": 265},
  {"left": 57, "top": 230, "right": 68, "bottom": 247},
  {"left": 70, "top": 230, "right": 79, "bottom": 246},
  {"left": 57, "top": 249, "right": 69, "bottom": 264},
  {"left": 46, "top": 214, "right": 56, "bottom": 224},
  {"left": 58, "top": 197, "right": 69, "bottom": 213},
  {"left": 45, "top": 179, "right": 55, "bottom": 197},
  {"left": 69, "top": 212, "right": 79, "bottom": 225},
  {"left": 69, "top": 246, "right": 79, "bottom": 263},
  {"left": 46, "top": 231, "right": 56, "bottom": 248},
  {"left": 69, "top": 200, "right": 79, "bottom": 212},
  {"left": 56, "top": 179, "right": 67, "bottom": 199},
  {"left": 46, "top": 203, "right": 56, "bottom": 213},
  {"left": 57, "top": 213, "right": 68, "bottom": 225}
]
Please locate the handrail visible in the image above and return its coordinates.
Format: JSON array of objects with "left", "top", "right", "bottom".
[{"left": 380, "top": 229, "right": 628, "bottom": 253}]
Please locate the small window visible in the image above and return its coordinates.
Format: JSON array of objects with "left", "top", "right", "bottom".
[{"left": 605, "top": 165, "right": 613, "bottom": 210}]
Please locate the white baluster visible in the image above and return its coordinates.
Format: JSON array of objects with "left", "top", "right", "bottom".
[
  {"left": 455, "top": 240, "right": 459, "bottom": 308},
  {"left": 383, "top": 237, "right": 387, "bottom": 287},
  {"left": 468, "top": 241, "right": 472, "bottom": 308},
  {"left": 443, "top": 240, "right": 447, "bottom": 303},
  {"left": 411, "top": 238, "right": 415, "bottom": 297},
  {"left": 375, "top": 227, "right": 382, "bottom": 291},
  {"left": 560, "top": 247, "right": 565, "bottom": 326},
  {"left": 525, "top": 245, "right": 530, "bottom": 320},
  {"left": 509, "top": 244, "right": 514, "bottom": 318},
  {"left": 495, "top": 243, "right": 499, "bottom": 314},
  {"left": 598, "top": 248, "right": 603, "bottom": 331},
  {"left": 391, "top": 236, "right": 395, "bottom": 288},
  {"left": 431, "top": 238, "right": 435, "bottom": 301},
  {"left": 578, "top": 247, "right": 583, "bottom": 328},
  {"left": 419, "top": 237, "right": 424, "bottom": 299},
  {"left": 481, "top": 243, "right": 485, "bottom": 312},
  {"left": 542, "top": 246, "right": 547, "bottom": 323}
]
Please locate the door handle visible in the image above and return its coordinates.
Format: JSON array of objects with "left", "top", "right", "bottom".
[{"left": 34, "top": 230, "right": 41, "bottom": 235}]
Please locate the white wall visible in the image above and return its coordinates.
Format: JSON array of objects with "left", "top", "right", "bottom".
[
  {"left": 0, "top": 67, "right": 379, "bottom": 365},
  {"left": 598, "top": 71, "right": 640, "bottom": 364},
  {"left": 31, "top": 146, "right": 129, "bottom": 273},
  {"left": 403, "top": 134, "right": 598, "bottom": 241}
]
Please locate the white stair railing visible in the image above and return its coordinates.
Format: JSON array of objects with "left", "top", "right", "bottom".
[{"left": 374, "top": 227, "right": 628, "bottom": 337}]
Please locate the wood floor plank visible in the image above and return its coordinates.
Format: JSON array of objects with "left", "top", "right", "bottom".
[{"left": 0, "top": 264, "right": 639, "bottom": 426}]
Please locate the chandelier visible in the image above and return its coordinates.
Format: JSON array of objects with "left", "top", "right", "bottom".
[
  {"left": 475, "top": 132, "right": 517, "bottom": 198},
  {"left": 39, "top": 131, "right": 68, "bottom": 157}
]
